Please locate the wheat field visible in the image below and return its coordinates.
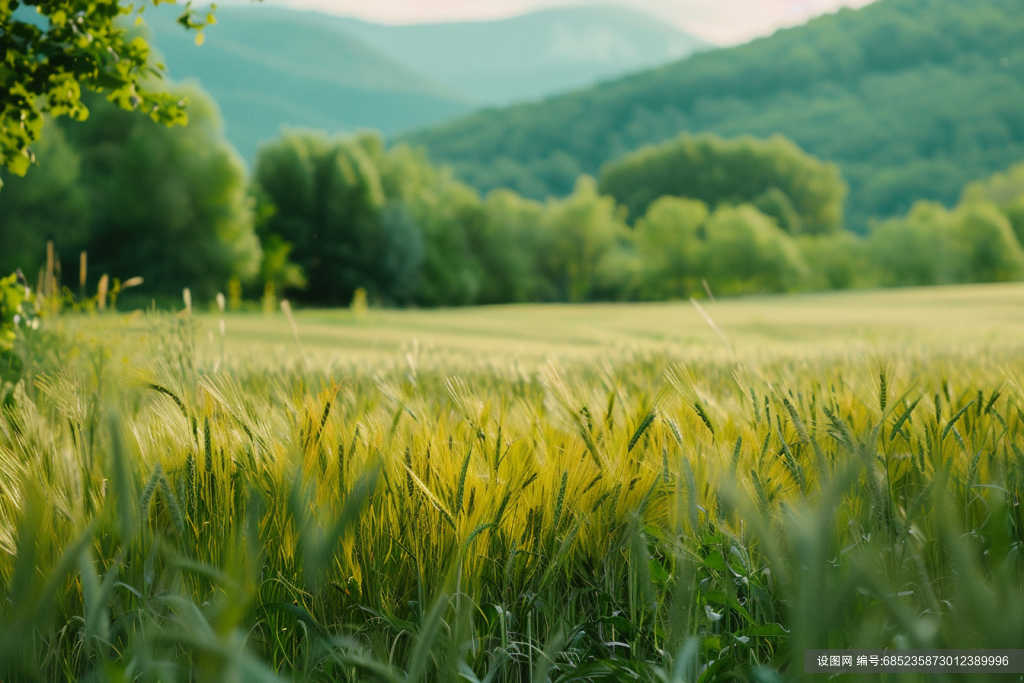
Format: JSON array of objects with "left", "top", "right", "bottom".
[
  {"left": 2, "top": 284, "right": 1024, "bottom": 681},
  {"left": 195, "top": 283, "right": 1024, "bottom": 364}
]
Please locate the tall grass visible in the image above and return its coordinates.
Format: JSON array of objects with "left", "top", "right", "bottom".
[{"left": 1, "top": 312, "right": 1023, "bottom": 681}]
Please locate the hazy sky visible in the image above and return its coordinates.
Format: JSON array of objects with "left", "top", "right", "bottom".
[{"left": 268, "top": 0, "right": 878, "bottom": 45}]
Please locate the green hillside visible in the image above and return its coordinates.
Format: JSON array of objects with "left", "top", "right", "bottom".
[
  {"left": 145, "top": 5, "right": 473, "bottom": 160},
  {"left": 403, "top": 0, "right": 1024, "bottom": 231},
  {"left": 144, "top": 4, "right": 705, "bottom": 162},
  {"left": 334, "top": 7, "right": 709, "bottom": 105}
]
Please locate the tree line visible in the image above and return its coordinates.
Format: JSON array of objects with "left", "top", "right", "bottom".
[
  {"left": 3, "top": 84, "right": 1024, "bottom": 309},
  {"left": 402, "top": 0, "right": 1024, "bottom": 233}
]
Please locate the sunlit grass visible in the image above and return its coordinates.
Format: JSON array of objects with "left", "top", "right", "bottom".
[
  {"left": 200, "top": 282, "right": 1024, "bottom": 364},
  {"left": 3, "top": 284, "right": 1024, "bottom": 681}
]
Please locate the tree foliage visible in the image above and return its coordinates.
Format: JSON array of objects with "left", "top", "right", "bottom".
[
  {"left": 961, "top": 161, "right": 1024, "bottom": 244},
  {"left": 629, "top": 197, "right": 808, "bottom": 298},
  {"left": 0, "top": 121, "right": 88, "bottom": 277},
  {"left": 797, "top": 232, "right": 868, "bottom": 291},
  {"left": 404, "top": 0, "right": 1024, "bottom": 232},
  {"left": 252, "top": 133, "right": 634, "bottom": 306},
  {"left": 8, "top": 117, "right": 1024, "bottom": 308},
  {"left": 631, "top": 196, "right": 707, "bottom": 299},
  {"left": 700, "top": 205, "right": 809, "bottom": 294},
  {"left": 599, "top": 133, "right": 846, "bottom": 234},
  {"left": 0, "top": 86, "right": 261, "bottom": 300},
  {"left": 0, "top": 0, "right": 213, "bottom": 186},
  {"left": 252, "top": 131, "right": 426, "bottom": 306},
  {"left": 869, "top": 200, "right": 1024, "bottom": 287},
  {"left": 473, "top": 190, "right": 548, "bottom": 304},
  {"left": 538, "top": 177, "right": 627, "bottom": 302},
  {"left": 250, "top": 129, "right": 824, "bottom": 307}
]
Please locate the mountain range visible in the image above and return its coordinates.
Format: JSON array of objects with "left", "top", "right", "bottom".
[
  {"left": 144, "top": 5, "right": 707, "bottom": 161},
  {"left": 403, "top": 0, "right": 1024, "bottom": 231},
  {"left": 333, "top": 7, "right": 709, "bottom": 106}
]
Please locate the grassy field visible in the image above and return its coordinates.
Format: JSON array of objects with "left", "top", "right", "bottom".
[
  {"left": 3, "top": 284, "right": 1024, "bottom": 681},
  {"left": 189, "top": 282, "right": 1024, "bottom": 365}
]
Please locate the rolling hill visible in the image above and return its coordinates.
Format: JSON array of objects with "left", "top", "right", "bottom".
[
  {"left": 333, "top": 7, "right": 709, "bottom": 106},
  {"left": 402, "top": 0, "right": 1024, "bottom": 231},
  {"left": 145, "top": 5, "right": 474, "bottom": 161},
  {"left": 144, "top": 4, "right": 706, "bottom": 162}
]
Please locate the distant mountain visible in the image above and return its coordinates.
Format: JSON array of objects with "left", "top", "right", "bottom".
[
  {"left": 403, "top": 0, "right": 1024, "bottom": 231},
  {"left": 144, "top": 4, "right": 706, "bottom": 161},
  {"left": 333, "top": 7, "right": 711, "bottom": 105},
  {"left": 145, "top": 5, "right": 473, "bottom": 161}
]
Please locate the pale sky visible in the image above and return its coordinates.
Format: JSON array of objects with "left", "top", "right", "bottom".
[{"left": 268, "top": 0, "right": 878, "bottom": 45}]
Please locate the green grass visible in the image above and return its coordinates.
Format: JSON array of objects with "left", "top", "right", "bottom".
[
  {"left": 189, "top": 282, "right": 1024, "bottom": 364},
  {"left": 3, "top": 283, "right": 1024, "bottom": 681}
]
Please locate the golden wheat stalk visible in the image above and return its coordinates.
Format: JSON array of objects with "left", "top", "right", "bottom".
[{"left": 97, "top": 274, "right": 109, "bottom": 311}]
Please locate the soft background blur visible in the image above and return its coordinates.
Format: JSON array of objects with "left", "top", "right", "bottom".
[
  {"left": 254, "top": 0, "right": 878, "bottom": 45},
  {"left": 5, "top": 0, "right": 1024, "bottom": 315}
]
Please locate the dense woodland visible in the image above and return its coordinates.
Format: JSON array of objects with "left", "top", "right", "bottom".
[
  {"left": 0, "top": 90, "right": 259, "bottom": 301},
  {"left": 3, "top": 84, "right": 1024, "bottom": 308},
  {"left": 404, "top": 0, "right": 1024, "bottom": 232},
  {"left": 4, "top": 0, "right": 1024, "bottom": 307}
]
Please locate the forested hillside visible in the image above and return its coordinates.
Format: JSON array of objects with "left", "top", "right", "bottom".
[
  {"left": 146, "top": 5, "right": 473, "bottom": 160},
  {"left": 144, "top": 5, "right": 704, "bottom": 161},
  {"left": 403, "top": 0, "right": 1024, "bottom": 231}
]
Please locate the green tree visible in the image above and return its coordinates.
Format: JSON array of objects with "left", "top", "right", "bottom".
[
  {"left": 599, "top": 133, "right": 847, "bottom": 235},
  {"left": 797, "top": 232, "right": 868, "bottom": 291},
  {"left": 258, "top": 233, "right": 307, "bottom": 298},
  {"left": 247, "top": 187, "right": 306, "bottom": 305},
  {"left": 698, "top": 205, "right": 808, "bottom": 294},
  {"left": 753, "top": 186, "right": 804, "bottom": 235},
  {"left": 539, "top": 176, "right": 627, "bottom": 302},
  {"left": 0, "top": 0, "right": 212, "bottom": 185},
  {"left": 0, "top": 86, "right": 259, "bottom": 301},
  {"left": 868, "top": 201, "right": 949, "bottom": 287},
  {"left": 0, "top": 121, "right": 88, "bottom": 277},
  {"left": 253, "top": 130, "right": 423, "bottom": 305},
  {"left": 632, "top": 196, "right": 708, "bottom": 299},
  {"left": 408, "top": 181, "right": 484, "bottom": 306},
  {"left": 962, "top": 162, "right": 1024, "bottom": 245},
  {"left": 65, "top": 87, "right": 260, "bottom": 300},
  {"left": 947, "top": 202, "right": 1024, "bottom": 283},
  {"left": 373, "top": 140, "right": 477, "bottom": 307},
  {"left": 476, "top": 189, "right": 549, "bottom": 303},
  {"left": 869, "top": 200, "right": 1024, "bottom": 287}
]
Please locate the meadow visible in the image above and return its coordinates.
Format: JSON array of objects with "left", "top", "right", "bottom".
[
  {"left": 3, "top": 284, "right": 1024, "bottom": 681},
  {"left": 209, "top": 283, "right": 1024, "bottom": 362}
]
